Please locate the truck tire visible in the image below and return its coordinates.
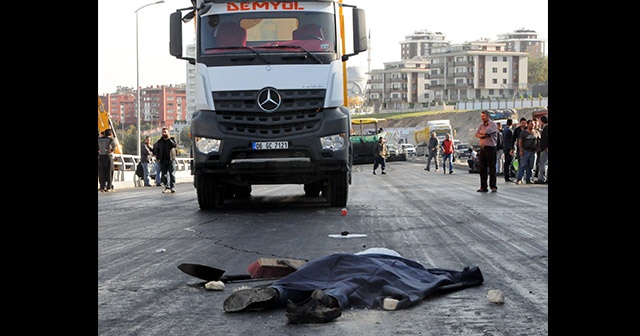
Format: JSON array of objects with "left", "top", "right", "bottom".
[
  {"left": 196, "top": 174, "right": 224, "bottom": 210},
  {"left": 324, "top": 172, "right": 348, "bottom": 207}
]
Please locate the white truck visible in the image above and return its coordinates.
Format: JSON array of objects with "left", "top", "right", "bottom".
[
  {"left": 169, "top": 0, "right": 367, "bottom": 210},
  {"left": 413, "top": 120, "right": 453, "bottom": 157}
]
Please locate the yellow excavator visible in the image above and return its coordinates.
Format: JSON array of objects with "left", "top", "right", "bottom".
[{"left": 97, "top": 97, "right": 123, "bottom": 154}]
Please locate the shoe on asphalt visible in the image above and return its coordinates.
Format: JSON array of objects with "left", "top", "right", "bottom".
[
  {"left": 534, "top": 180, "right": 547, "bottom": 184},
  {"left": 449, "top": 171, "right": 453, "bottom": 174},
  {"left": 224, "top": 287, "right": 278, "bottom": 313},
  {"left": 477, "top": 188, "right": 488, "bottom": 192},
  {"left": 491, "top": 188, "right": 497, "bottom": 192},
  {"left": 286, "top": 289, "right": 341, "bottom": 324},
  {"left": 162, "top": 188, "right": 172, "bottom": 194},
  {"left": 381, "top": 171, "right": 386, "bottom": 175},
  {"left": 435, "top": 168, "right": 439, "bottom": 172},
  {"left": 170, "top": 188, "right": 176, "bottom": 193},
  {"left": 372, "top": 171, "right": 376, "bottom": 175},
  {"left": 424, "top": 168, "right": 430, "bottom": 171},
  {"left": 515, "top": 180, "right": 522, "bottom": 185},
  {"left": 526, "top": 180, "right": 533, "bottom": 184}
]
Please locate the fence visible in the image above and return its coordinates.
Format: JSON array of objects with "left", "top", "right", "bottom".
[{"left": 111, "top": 154, "right": 192, "bottom": 182}]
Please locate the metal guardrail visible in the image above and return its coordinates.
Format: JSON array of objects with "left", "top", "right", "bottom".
[{"left": 110, "top": 154, "right": 192, "bottom": 182}]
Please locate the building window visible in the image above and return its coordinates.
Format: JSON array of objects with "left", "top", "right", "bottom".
[
  {"left": 492, "top": 56, "right": 497, "bottom": 62},
  {"left": 503, "top": 68, "right": 507, "bottom": 73},
  {"left": 492, "top": 79, "right": 497, "bottom": 84},
  {"left": 502, "top": 79, "right": 507, "bottom": 84},
  {"left": 503, "top": 57, "right": 507, "bottom": 62},
  {"left": 492, "top": 67, "right": 498, "bottom": 73}
]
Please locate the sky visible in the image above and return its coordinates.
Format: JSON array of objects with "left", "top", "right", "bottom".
[{"left": 98, "top": 0, "right": 548, "bottom": 95}]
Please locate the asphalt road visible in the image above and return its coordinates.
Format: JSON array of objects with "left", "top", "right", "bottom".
[{"left": 98, "top": 157, "right": 548, "bottom": 335}]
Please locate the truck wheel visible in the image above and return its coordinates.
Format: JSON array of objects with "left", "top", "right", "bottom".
[
  {"left": 196, "top": 174, "right": 223, "bottom": 210},
  {"left": 304, "top": 182, "right": 322, "bottom": 197},
  {"left": 324, "top": 172, "right": 348, "bottom": 207}
]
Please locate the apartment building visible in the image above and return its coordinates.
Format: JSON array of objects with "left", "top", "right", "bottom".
[
  {"left": 100, "top": 84, "right": 187, "bottom": 130},
  {"left": 366, "top": 28, "right": 543, "bottom": 112}
]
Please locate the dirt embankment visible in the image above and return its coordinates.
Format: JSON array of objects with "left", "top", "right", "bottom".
[{"left": 378, "top": 108, "right": 540, "bottom": 145}]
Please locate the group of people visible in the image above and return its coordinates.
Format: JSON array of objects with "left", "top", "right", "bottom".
[
  {"left": 474, "top": 110, "right": 549, "bottom": 192},
  {"left": 98, "top": 126, "right": 178, "bottom": 194},
  {"left": 423, "top": 132, "right": 455, "bottom": 174}
]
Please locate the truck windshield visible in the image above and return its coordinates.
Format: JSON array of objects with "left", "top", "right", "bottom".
[{"left": 200, "top": 12, "right": 336, "bottom": 56}]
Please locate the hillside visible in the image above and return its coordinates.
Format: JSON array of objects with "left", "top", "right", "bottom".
[{"left": 376, "top": 107, "right": 541, "bottom": 145}]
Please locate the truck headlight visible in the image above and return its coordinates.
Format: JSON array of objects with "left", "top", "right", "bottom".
[
  {"left": 320, "top": 133, "right": 346, "bottom": 151},
  {"left": 195, "top": 137, "right": 221, "bottom": 154}
]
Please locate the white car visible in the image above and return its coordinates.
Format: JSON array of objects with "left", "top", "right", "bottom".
[{"left": 400, "top": 143, "right": 417, "bottom": 156}]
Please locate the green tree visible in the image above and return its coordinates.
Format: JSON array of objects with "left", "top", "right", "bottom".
[
  {"left": 528, "top": 56, "right": 548, "bottom": 84},
  {"left": 179, "top": 126, "right": 192, "bottom": 151}
]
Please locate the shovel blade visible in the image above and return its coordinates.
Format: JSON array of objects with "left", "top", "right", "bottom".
[{"left": 178, "top": 263, "right": 226, "bottom": 281}]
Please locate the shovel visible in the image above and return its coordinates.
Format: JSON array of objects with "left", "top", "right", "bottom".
[{"left": 178, "top": 263, "right": 254, "bottom": 283}]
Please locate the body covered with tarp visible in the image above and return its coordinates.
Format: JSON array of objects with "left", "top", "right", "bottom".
[{"left": 269, "top": 251, "right": 484, "bottom": 310}]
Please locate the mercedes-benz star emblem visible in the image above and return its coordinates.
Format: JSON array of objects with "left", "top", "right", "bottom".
[{"left": 257, "top": 87, "right": 281, "bottom": 112}]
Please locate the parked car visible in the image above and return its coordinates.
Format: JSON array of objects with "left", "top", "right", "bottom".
[
  {"left": 455, "top": 142, "right": 471, "bottom": 162},
  {"left": 399, "top": 143, "right": 417, "bottom": 156},
  {"left": 386, "top": 144, "right": 407, "bottom": 162}
]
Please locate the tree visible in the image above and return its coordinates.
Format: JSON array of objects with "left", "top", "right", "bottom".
[{"left": 528, "top": 56, "right": 548, "bottom": 85}]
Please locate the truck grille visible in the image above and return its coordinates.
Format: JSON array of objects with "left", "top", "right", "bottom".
[{"left": 212, "top": 89, "right": 326, "bottom": 137}]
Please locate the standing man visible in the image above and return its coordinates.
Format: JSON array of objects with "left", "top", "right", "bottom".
[
  {"left": 98, "top": 129, "right": 117, "bottom": 192},
  {"left": 512, "top": 117, "right": 527, "bottom": 167},
  {"left": 140, "top": 136, "right": 154, "bottom": 187},
  {"left": 441, "top": 133, "right": 454, "bottom": 174},
  {"left": 535, "top": 115, "right": 548, "bottom": 184},
  {"left": 424, "top": 132, "right": 439, "bottom": 172},
  {"left": 502, "top": 118, "right": 515, "bottom": 182},
  {"left": 153, "top": 127, "right": 178, "bottom": 193},
  {"left": 474, "top": 110, "right": 499, "bottom": 192},
  {"left": 372, "top": 136, "right": 387, "bottom": 175},
  {"left": 495, "top": 122, "right": 504, "bottom": 176}
]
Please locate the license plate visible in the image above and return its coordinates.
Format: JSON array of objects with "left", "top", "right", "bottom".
[{"left": 252, "top": 141, "right": 288, "bottom": 150}]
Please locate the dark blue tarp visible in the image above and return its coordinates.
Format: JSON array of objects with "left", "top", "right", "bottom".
[{"left": 270, "top": 252, "right": 483, "bottom": 310}]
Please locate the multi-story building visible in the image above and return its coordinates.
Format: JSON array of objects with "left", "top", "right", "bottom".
[
  {"left": 100, "top": 84, "right": 187, "bottom": 131},
  {"left": 367, "top": 60, "right": 430, "bottom": 111},
  {"left": 428, "top": 39, "right": 529, "bottom": 103},
  {"left": 400, "top": 28, "right": 449, "bottom": 61},
  {"left": 366, "top": 28, "right": 542, "bottom": 112},
  {"left": 495, "top": 28, "right": 545, "bottom": 58}
]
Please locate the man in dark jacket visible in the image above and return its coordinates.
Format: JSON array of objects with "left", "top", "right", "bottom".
[
  {"left": 535, "top": 115, "right": 549, "bottom": 184},
  {"left": 502, "top": 119, "right": 515, "bottom": 182},
  {"left": 153, "top": 127, "right": 177, "bottom": 193},
  {"left": 424, "top": 132, "right": 439, "bottom": 171}
]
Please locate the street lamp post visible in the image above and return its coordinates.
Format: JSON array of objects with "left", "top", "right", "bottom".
[{"left": 135, "top": 0, "right": 164, "bottom": 157}]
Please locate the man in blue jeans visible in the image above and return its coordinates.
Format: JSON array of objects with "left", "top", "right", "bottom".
[
  {"left": 153, "top": 127, "right": 177, "bottom": 193},
  {"left": 515, "top": 119, "right": 540, "bottom": 184}
]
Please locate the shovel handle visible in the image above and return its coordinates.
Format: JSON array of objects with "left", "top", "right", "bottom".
[{"left": 219, "top": 274, "right": 253, "bottom": 282}]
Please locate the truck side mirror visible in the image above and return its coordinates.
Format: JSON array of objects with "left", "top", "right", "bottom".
[{"left": 169, "top": 11, "right": 183, "bottom": 58}]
